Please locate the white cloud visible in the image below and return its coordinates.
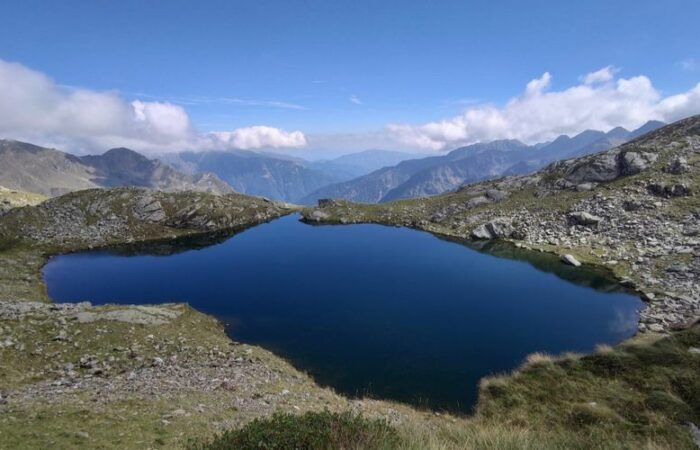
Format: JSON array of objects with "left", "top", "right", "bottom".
[
  {"left": 0, "top": 59, "right": 306, "bottom": 154},
  {"left": 582, "top": 66, "right": 618, "bottom": 84},
  {"left": 207, "top": 126, "right": 306, "bottom": 150},
  {"left": 388, "top": 68, "right": 700, "bottom": 150},
  {"left": 349, "top": 95, "right": 362, "bottom": 105}
]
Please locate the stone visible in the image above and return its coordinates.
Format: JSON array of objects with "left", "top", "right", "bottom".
[
  {"left": 317, "top": 199, "right": 341, "bottom": 208},
  {"left": 622, "top": 200, "right": 644, "bottom": 211},
  {"left": 466, "top": 196, "right": 491, "bottom": 208},
  {"left": 310, "top": 210, "right": 330, "bottom": 222},
  {"left": 565, "top": 152, "right": 620, "bottom": 184},
  {"left": 690, "top": 423, "right": 700, "bottom": 448},
  {"left": 471, "top": 224, "right": 492, "bottom": 240},
  {"left": 575, "top": 182, "right": 597, "bottom": 191},
  {"left": 647, "top": 182, "right": 692, "bottom": 198},
  {"left": 568, "top": 211, "right": 603, "bottom": 227},
  {"left": 648, "top": 323, "right": 665, "bottom": 333},
  {"left": 470, "top": 218, "right": 513, "bottom": 240},
  {"left": 561, "top": 254, "right": 582, "bottom": 267},
  {"left": 665, "top": 156, "right": 690, "bottom": 174},
  {"left": 485, "top": 189, "right": 509, "bottom": 201},
  {"left": 134, "top": 195, "right": 166, "bottom": 223},
  {"left": 620, "top": 151, "right": 658, "bottom": 176}
]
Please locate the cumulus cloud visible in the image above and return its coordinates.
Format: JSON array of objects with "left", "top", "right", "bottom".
[
  {"left": 388, "top": 67, "right": 700, "bottom": 151},
  {"left": 0, "top": 59, "right": 306, "bottom": 154}
]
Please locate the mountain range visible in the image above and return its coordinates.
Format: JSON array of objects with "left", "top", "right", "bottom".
[
  {"left": 161, "top": 149, "right": 420, "bottom": 203},
  {"left": 0, "top": 140, "right": 233, "bottom": 197},
  {"left": 301, "top": 120, "right": 665, "bottom": 204},
  {"left": 0, "top": 121, "right": 665, "bottom": 203}
]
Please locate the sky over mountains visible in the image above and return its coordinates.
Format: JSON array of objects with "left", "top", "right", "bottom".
[{"left": 0, "top": 1, "right": 698, "bottom": 155}]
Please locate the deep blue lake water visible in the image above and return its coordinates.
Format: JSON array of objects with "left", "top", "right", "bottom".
[{"left": 44, "top": 214, "right": 642, "bottom": 412}]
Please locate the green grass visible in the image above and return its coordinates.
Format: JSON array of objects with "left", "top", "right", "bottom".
[{"left": 474, "top": 325, "right": 700, "bottom": 449}]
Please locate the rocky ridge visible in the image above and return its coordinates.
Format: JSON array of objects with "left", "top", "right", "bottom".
[{"left": 0, "top": 188, "right": 296, "bottom": 302}]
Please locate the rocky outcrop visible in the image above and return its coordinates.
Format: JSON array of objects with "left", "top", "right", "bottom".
[
  {"left": 134, "top": 194, "right": 167, "bottom": 223},
  {"left": 619, "top": 151, "right": 658, "bottom": 176},
  {"left": 0, "top": 188, "right": 293, "bottom": 250},
  {"left": 562, "top": 148, "right": 658, "bottom": 185}
]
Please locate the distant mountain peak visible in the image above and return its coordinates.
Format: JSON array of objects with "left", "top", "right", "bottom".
[
  {"left": 629, "top": 120, "right": 666, "bottom": 139},
  {"left": 101, "top": 147, "right": 151, "bottom": 161}
]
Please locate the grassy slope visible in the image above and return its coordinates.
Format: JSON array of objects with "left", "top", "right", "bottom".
[
  {"left": 0, "top": 187, "right": 46, "bottom": 209},
  {"left": 0, "top": 303, "right": 372, "bottom": 449}
]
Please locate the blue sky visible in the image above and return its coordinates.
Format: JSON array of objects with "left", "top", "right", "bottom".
[{"left": 0, "top": 1, "right": 699, "bottom": 155}]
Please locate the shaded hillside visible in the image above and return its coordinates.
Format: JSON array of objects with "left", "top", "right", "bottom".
[
  {"left": 81, "top": 148, "right": 232, "bottom": 194},
  {"left": 168, "top": 150, "right": 338, "bottom": 203}
]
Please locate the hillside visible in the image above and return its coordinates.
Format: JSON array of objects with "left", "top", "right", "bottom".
[
  {"left": 0, "top": 141, "right": 233, "bottom": 197},
  {"left": 302, "top": 121, "right": 665, "bottom": 204},
  {"left": 0, "top": 186, "right": 46, "bottom": 215}
]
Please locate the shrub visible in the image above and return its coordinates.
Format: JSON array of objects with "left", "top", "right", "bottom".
[{"left": 189, "top": 411, "right": 399, "bottom": 450}]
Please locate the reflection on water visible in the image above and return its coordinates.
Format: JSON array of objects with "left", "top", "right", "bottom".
[{"left": 44, "top": 214, "right": 642, "bottom": 412}]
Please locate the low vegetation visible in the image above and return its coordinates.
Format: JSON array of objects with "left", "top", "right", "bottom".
[
  {"left": 189, "top": 411, "right": 399, "bottom": 450},
  {"left": 0, "top": 186, "right": 46, "bottom": 214}
]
